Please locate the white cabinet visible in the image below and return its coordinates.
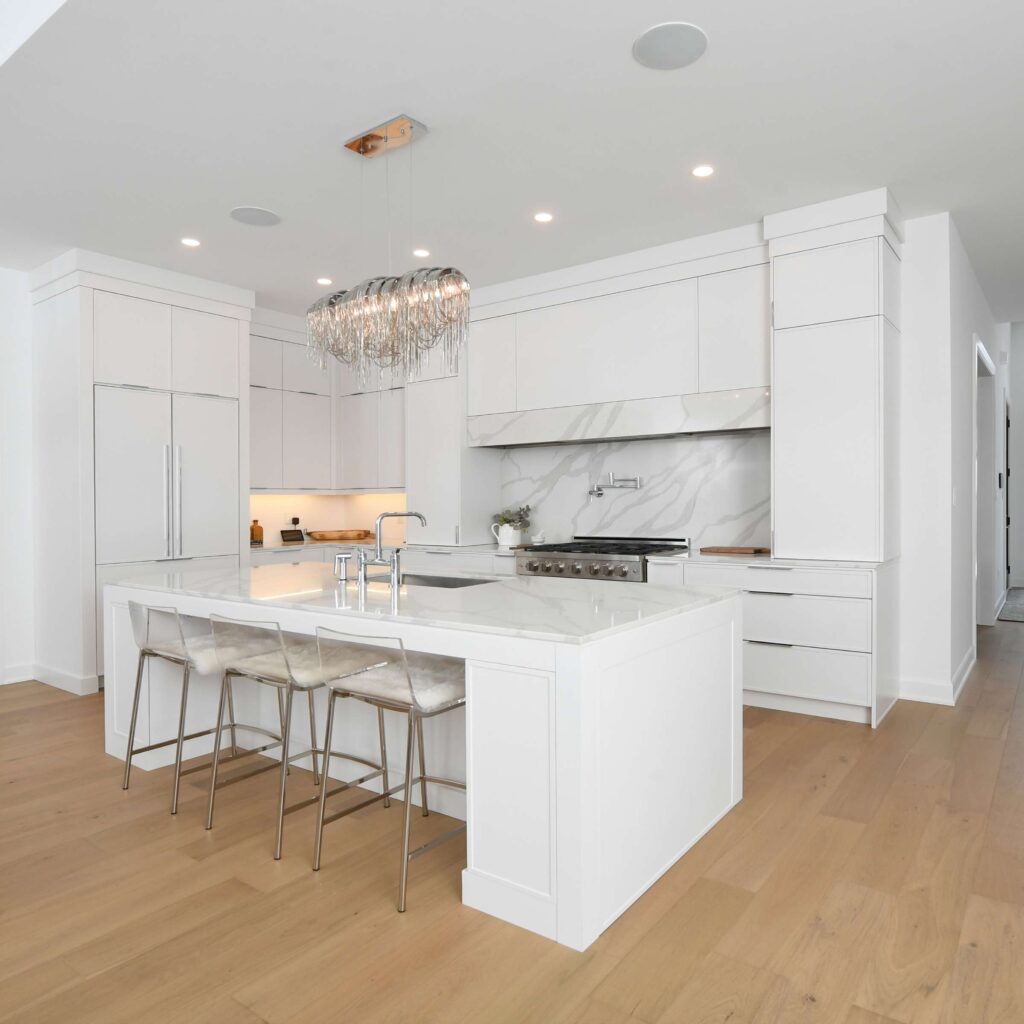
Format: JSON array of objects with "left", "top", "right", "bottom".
[
  {"left": 250, "top": 386, "right": 283, "bottom": 488},
  {"left": 467, "top": 316, "right": 517, "bottom": 416},
  {"left": 773, "top": 317, "right": 892, "bottom": 561},
  {"left": 93, "top": 291, "right": 172, "bottom": 390},
  {"left": 250, "top": 545, "right": 325, "bottom": 566},
  {"left": 335, "top": 360, "right": 402, "bottom": 395},
  {"left": 515, "top": 280, "right": 698, "bottom": 410},
  {"left": 282, "top": 341, "right": 330, "bottom": 395},
  {"left": 698, "top": 264, "right": 770, "bottom": 392},
  {"left": 773, "top": 238, "right": 883, "bottom": 330},
  {"left": 336, "top": 392, "right": 380, "bottom": 489},
  {"left": 407, "top": 344, "right": 458, "bottom": 384},
  {"left": 378, "top": 388, "right": 405, "bottom": 488},
  {"left": 173, "top": 394, "right": 239, "bottom": 558},
  {"left": 405, "top": 375, "right": 500, "bottom": 545},
  {"left": 171, "top": 307, "right": 238, "bottom": 397},
  {"left": 282, "top": 392, "right": 331, "bottom": 489},
  {"left": 95, "top": 387, "right": 239, "bottom": 564},
  {"left": 250, "top": 335, "right": 283, "bottom": 389},
  {"left": 95, "top": 385, "right": 173, "bottom": 564}
]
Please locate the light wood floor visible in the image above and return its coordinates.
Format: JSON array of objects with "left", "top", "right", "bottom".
[{"left": 2, "top": 622, "right": 1024, "bottom": 1024}]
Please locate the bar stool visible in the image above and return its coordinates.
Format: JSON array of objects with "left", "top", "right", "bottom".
[
  {"left": 122, "top": 601, "right": 240, "bottom": 814},
  {"left": 312, "top": 626, "right": 467, "bottom": 912},
  {"left": 206, "top": 615, "right": 366, "bottom": 860}
]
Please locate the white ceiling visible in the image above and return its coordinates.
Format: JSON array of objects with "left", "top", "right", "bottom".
[{"left": 2, "top": 0, "right": 1023, "bottom": 318}]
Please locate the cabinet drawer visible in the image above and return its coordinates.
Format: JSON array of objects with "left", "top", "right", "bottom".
[
  {"left": 250, "top": 546, "right": 324, "bottom": 566},
  {"left": 685, "top": 562, "right": 872, "bottom": 598},
  {"left": 744, "top": 593, "right": 870, "bottom": 652},
  {"left": 744, "top": 642, "right": 870, "bottom": 706},
  {"left": 401, "top": 549, "right": 494, "bottom": 576}
]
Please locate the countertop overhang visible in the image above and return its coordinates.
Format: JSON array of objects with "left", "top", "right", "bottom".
[{"left": 106, "top": 562, "right": 737, "bottom": 644}]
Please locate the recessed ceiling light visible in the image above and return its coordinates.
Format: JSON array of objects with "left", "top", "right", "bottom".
[
  {"left": 180, "top": 237, "right": 200, "bottom": 247},
  {"left": 632, "top": 22, "right": 708, "bottom": 71},
  {"left": 692, "top": 164, "right": 714, "bottom": 178},
  {"left": 533, "top": 211, "right": 553, "bottom": 223},
  {"left": 413, "top": 248, "right": 430, "bottom": 258},
  {"left": 316, "top": 277, "right": 332, "bottom": 286},
  {"left": 230, "top": 206, "right": 281, "bottom": 227}
]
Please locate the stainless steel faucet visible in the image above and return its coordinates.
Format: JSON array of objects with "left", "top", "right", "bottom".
[{"left": 356, "top": 511, "right": 427, "bottom": 589}]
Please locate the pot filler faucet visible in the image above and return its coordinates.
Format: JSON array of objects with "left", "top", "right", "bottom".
[{"left": 336, "top": 511, "right": 427, "bottom": 590}]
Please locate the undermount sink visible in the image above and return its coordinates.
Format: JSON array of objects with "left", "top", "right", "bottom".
[{"left": 400, "top": 573, "right": 493, "bottom": 589}]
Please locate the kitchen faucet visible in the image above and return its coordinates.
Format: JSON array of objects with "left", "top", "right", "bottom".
[{"left": 354, "top": 511, "right": 427, "bottom": 589}]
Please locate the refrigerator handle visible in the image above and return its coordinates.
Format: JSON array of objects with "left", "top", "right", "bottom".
[
  {"left": 175, "top": 445, "right": 183, "bottom": 558},
  {"left": 163, "top": 444, "right": 172, "bottom": 558}
]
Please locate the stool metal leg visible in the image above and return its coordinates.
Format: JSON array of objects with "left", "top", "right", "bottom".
[
  {"left": 226, "top": 677, "right": 239, "bottom": 756},
  {"left": 276, "top": 688, "right": 290, "bottom": 775},
  {"left": 121, "top": 650, "right": 148, "bottom": 790},
  {"left": 313, "top": 691, "right": 338, "bottom": 871},
  {"left": 416, "top": 717, "right": 429, "bottom": 817},
  {"left": 307, "top": 690, "right": 320, "bottom": 786},
  {"left": 170, "top": 663, "right": 191, "bottom": 815},
  {"left": 274, "top": 686, "right": 294, "bottom": 860},
  {"left": 205, "top": 673, "right": 230, "bottom": 830},
  {"left": 377, "top": 706, "right": 390, "bottom": 808},
  {"left": 398, "top": 710, "right": 417, "bottom": 912}
]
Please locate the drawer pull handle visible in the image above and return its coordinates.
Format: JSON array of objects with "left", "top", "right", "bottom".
[
  {"left": 424, "top": 550, "right": 453, "bottom": 555},
  {"left": 745, "top": 640, "right": 794, "bottom": 648},
  {"left": 751, "top": 591, "right": 794, "bottom": 597},
  {"left": 747, "top": 564, "right": 794, "bottom": 570}
]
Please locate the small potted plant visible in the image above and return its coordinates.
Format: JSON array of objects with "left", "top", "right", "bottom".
[{"left": 491, "top": 505, "right": 531, "bottom": 550}]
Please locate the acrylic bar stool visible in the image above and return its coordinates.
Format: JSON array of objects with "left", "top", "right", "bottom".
[
  {"left": 122, "top": 601, "right": 241, "bottom": 814},
  {"left": 312, "top": 626, "right": 467, "bottom": 912},
  {"left": 205, "top": 615, "right": 335, "bottom": 859}
]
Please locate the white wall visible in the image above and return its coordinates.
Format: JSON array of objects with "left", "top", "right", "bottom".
[
  {"left": 1011, "top": 323, "right": 1024, "bottom": 587},
  {"left": 0, "top": 268, "right": 35, "bottom": 683},
  {"left": 499, "top": 431, "right": 770, "bottom": 548}
]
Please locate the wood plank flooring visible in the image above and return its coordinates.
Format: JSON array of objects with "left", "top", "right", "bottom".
[{"left": 2, "top": 620, "right": 1024, "bottom": 1023}]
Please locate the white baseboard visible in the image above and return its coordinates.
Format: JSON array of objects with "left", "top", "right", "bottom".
[
  {"left": 2, "top": 665, "right": 35, "bottom": 685},
  {"left": 899, "top": 646, "right": 976, "bottom": 707},
  {"left": 996, "top": 589, "right": 1009, "bottom": 619},
  {"left": 33, "top": 664, "right": 100, "bottom": 696},
  {"left": 951, "top": 645, "right": 977, "bottom": 703}
]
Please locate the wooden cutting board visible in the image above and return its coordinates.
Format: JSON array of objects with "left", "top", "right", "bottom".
[{"left": 699, "top": 546, "right": 771, "bottom": 555}]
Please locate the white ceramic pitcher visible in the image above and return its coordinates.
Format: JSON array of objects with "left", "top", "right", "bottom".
[{"left": 491, "top": 523, "right": 522, "bottom": 549}]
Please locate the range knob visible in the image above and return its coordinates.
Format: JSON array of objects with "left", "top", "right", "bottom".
[
  {"left": 571, "top": 562, "right": 583, "bottom": 575},
  {"left": 555, "top": 562, "right": 566, "bottom": 574},
  {"left": 587, "top": 564, "right": 601, "bottom": 577},
  {"left": 602, "top": 565, "right": 614, "bottom": 577},
  {"left": 526, "top": 560, "right": 540, "bottom": 572},
  {"left": 616, "top": 565, "right": 629, "bottom": 578},
  {"left": 542, "top": 561, "right": 554, "bottom": 573}
]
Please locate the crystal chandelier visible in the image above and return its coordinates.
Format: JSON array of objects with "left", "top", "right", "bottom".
[{"left": 306, "top": 116, "right": 470, "bottom": 383}]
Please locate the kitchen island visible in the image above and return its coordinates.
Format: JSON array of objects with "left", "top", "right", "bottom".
[{"left": 103, "top": 562, "right": 742, "bottom": 951}]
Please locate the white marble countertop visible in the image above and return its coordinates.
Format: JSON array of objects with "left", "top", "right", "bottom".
[
  {"left": 255, "top": 539, "right": 512, "bottom": 555},
  {"left": 646, "top": 551, "right": 883, "bottom": 570},
  {"left": 108, "top": 562, "right": 737, "bottom": 644}
]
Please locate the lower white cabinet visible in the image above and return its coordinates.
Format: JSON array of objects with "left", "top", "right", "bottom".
[
  {"left": 249, "top": 545, "right": 326, "bottom": 567},
  {"left": 400, "top": 547, "right": 513, "bottom": 577},
  {"left": 647, "top": 557, "right": 896, "bottom": 726},
  {"left": 282, "top": 392, "right": 331, "bottom": 489}
]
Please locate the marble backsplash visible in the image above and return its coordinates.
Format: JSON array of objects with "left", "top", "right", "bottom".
[{"left": 499, "top": 430, "right": 770, "bottom": 548}]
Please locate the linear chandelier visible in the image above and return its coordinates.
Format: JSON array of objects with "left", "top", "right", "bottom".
[{"left": 306, "top": 115, "right": 470, "bottom": 383}]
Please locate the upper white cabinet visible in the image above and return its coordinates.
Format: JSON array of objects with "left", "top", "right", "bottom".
[
  {"left": 336, "top": 392, "right": 380, "bottom": 489},
  {"left": 335, "top": 389, "right": 406, "bottom": 490},
  {"left": 515, "top": 280, "right": 698, "bottom": 410},
  {"left": 407, "top": 344, "right": 458, "bottom": 384},
  {"left": 773, "top": 317, "right": 896, "bottom": 562},
  {"left": 405, "top": 375, "right": 500, "bottom": 545},
  {"left": 282, "top": 341, "right": 331, "bottom": 395},
  {"left": 773, "top": 238, "right": 899, "bottom": 330},
  {"left": 467, "top": 316, "right": 516, "bottom": 416},
  {"left": 250, "top": 386, "right": 283, "bottom": 488},
  {"left": 698, "top": 264, "right": 770, "bottom": 392},
  {"left": 282, "top": 392, "right": 332, "bottom": 489},
  {"left": 171, "top": 308, "right": 238, "bottom": 397},
  {"left": 94, "top": 291, "right": 172, "bottom": 390},
  {"left": 250, "top": 335, "right": 283, "bottom": 389}
]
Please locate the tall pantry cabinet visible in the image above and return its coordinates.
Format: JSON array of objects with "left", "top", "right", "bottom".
[{"left": 30, "top": 251, "right": 253, "bottom": 692}]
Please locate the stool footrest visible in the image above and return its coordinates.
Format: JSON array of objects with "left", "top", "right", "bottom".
[
  {"left": 128, "top": 727, "right": 215, "bottom": 756},
  {"left": 408, "top": 823, "right": 467, "bottom": 861},
  {"left": 212, "top": 742, "right": 317, "bottom": 789}
]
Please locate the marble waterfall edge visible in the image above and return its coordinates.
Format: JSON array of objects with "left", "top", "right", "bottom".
[{"left": 499, "top": 430, "right": 771, "bottom": 548}]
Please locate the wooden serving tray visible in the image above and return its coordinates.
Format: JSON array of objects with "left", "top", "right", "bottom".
[
  {"left": 699, "top": 546, "right": 771, "bottom": 555},
  {"left": 306, "top": 530, "right": 374, "bottom": 542}
]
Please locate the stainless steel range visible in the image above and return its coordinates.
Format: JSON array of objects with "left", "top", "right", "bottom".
[{"left": 515, "top": 536, "right": 689, "bottom": 582}]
